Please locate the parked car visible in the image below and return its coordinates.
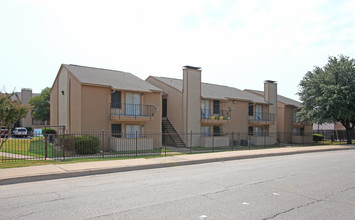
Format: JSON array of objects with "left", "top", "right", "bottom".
[
  {"left": 12, "top": 127, "right": 28, "bottom": 138},
  {"left": 1, "top": 126, "right": 9, "bottom": 138}
]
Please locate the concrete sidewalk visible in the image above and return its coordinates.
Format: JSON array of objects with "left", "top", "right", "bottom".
[{"left": 0, "top": 145, "right": 353, "bottom": 185}]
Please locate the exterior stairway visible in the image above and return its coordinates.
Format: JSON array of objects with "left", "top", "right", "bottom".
[{"left": 162, "top": 118, "right": 186, "bottom": 148}]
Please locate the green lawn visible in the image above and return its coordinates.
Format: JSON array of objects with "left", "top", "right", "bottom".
[{"left": 0, "top": 138, "right": 61, "bottom": 158}]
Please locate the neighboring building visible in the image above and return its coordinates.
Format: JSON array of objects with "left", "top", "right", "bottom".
[
  {"left": 146, "top": 66, "right": 279, "bottom": 147},
  {"left": 11, "top": 89, "right": 48, "bottom": 129},
  {"left": 245, "top": 90, "right": 313, "bottom": 144},
  {"left": 50, "top": 64, "right": 162, "bottom": 150}
]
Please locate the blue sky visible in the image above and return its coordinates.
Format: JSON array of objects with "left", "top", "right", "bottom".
[{"left": 1, "top": 0, "right": 355, "bottom": 101}]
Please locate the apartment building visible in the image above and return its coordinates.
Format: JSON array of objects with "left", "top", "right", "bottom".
[
  {"left": 50, "top": 64, "right": 162, "bottom": 150},
  {"left": 146, "top": 66, "right": 279, "bottom": 147},
  {"left": 245, "top": 90, "right": 313, "bottom": 144},
  {"left": 10, "top": 89, "right": 48, "bottom": 129}
]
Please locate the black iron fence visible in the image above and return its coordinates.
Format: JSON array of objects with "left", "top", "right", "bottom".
[{"left": 0, "top": 130, "right": 353, "bottom": 162}]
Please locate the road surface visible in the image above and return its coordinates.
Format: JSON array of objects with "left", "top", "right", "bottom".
[{"left": 1, "top": 149, "right": 355, "bottom": 219}]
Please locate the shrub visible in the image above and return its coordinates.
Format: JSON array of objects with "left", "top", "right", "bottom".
[
  {"left": 25, "top": 127, "right": 33, "bottom": 133},
  {"left": 74, "top": 135, "right": 100, "bottom": 154},
  {"left": 313, "top": 134, "right": 324, "bottom": 143},
  {"left": 58, "top": 135, "right": 75, "bottom": 152},
  {"left": 42, "top": 128, "right": 57, "bottom": 134}
]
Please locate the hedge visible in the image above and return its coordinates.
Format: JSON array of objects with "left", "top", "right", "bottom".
[
  {"left": 42, "top": 128, "right": 57, "bottom": 134},
  {"left": 313, "top": 134, "right": 324, "bottom": 142},
  {"left": 74, "top": 135, "right": 100, "bottom": 155}
]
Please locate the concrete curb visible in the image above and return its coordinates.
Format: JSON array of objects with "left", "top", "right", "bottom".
[{"left": 0, "top": 146, "right": 351, "bottom": 185}]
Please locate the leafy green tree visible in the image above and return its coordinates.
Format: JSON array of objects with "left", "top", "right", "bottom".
[
  {"left": 0, "top": 93, "right": 29, "bottom": 149},
  {"left": 28, "top": 87, "right": 50, "bottom": 123},
  {"left": 298, "top": 55, "right": 355, "bottom": 144}
]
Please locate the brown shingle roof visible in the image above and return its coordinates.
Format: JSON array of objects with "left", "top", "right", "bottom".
[
  {"left": 151, "top": 76, "right": 269, "bottom": 104},
  {"left": 245, "top": 89, "right": 301, "bottom": 107},
  {"left": 63, "top": 64, "right": 161, "bottom": 92}
]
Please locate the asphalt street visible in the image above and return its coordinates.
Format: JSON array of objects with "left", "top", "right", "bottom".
[{"left": 1, "top": 149, "right": 355, "bottom": 220}]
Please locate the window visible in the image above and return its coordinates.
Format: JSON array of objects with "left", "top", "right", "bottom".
[
  {"left": 292, "top": 109, "right": 297, "bottom": 122},
  {"left": 213, "top": 126, "right": 221, "bottom": 136},
  {"left": 111, "top": 91, "right": 121, "bottom": 108},
  {"left": 201, "top": 126, "right": 211, "bottom": 137},
  {"left": 255, "top": 104, "right": 263, "bottom": 120},
  {"left": 213, "top": 100, "right": 220, "bottom": 114},
  {"left": 201, "top": 100, "right": 210, "bottom": 119},
  {"left": 248, "top": 103, "right": 254, "bottom": 116},
  {"left": 292, "top": 127, "right": 298, "bottom": 135},
  {"left": 248, "top": 126, "right": 253, "bottom": 136},
  {"left": 255, "top": 127, "right": 263, "bottom": 136},
  {"left": 300, "top": 127, "right": 304, "bottom": 136},
  {"left": 126, "top": 125, "right": 141, "bottom": 138},
  {"left": 112, "top": 124, "right": 122, "bottom": 137},
  {"left": 126, "top": 92, "right": 141, "bottom": 116}
]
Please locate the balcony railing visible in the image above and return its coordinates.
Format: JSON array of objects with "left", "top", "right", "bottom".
[
  {"left": 201, "top": 109, "right": 231, "bottom": 120},
  {"left": 249, "top": 112, "right": 275, "bottom": 121},
  {"left": 111, "top": 103, "right": 157, "bottom": 117}
]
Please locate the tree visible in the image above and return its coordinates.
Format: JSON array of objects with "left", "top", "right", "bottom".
[
  {"left": 0, "top": 93, "right": 29, "bottom": 150},
  {"left": 298, "top": 55, "right": 355, "bottom": 144},
  {"left": 28, "top": 87, "right": 50, "bottom": 123}
]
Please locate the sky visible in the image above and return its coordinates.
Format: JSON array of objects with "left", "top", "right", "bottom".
[{"left": 1, "top": 0, "right": 355, "bottom": 101}]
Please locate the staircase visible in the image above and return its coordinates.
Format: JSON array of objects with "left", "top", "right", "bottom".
[{"left": 162, "top": 118, "right": 186, "bottom": 148}]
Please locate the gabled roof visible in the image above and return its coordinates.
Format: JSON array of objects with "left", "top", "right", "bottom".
[
  {"left": 245, "top": 89, "right": 301, "bottom": 107},
  {"left": 63, "top": 64, "right": 161, "bottom": 92},
  {"left": 150, "top": 76, "right": 269, "bottom": 104}
]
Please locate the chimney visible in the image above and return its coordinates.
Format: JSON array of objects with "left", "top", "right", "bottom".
[
  {"left": 264, "top": 80, "right": 277, "bottom": 133},
  {"left": 182, "top": 66, "right": 201, "bottom": 147}
]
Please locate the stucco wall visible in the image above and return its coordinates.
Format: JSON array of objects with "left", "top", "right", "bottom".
[
  {"left": 81, "top": 85, "right": 110, "bottom": 132},
  {"left": 50, "top": 77, "right": 59, "bottom": 127},
  {"left": 58, "top": 68, "right": 68, "bottom": 128},
  {"left": 146, "top": 77, "right": 183, "bottom": 133},
  {"left": 68, "top": 74, "right": 82, "bottom": 132},
  {"left": 223, "top": 100, "right": 249, "bottom": 134}
]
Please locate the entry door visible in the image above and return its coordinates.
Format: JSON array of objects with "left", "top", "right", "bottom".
[
  {"left": 201, "top": 100, "right": 210, "bottom": 119},
  {"left": 162, "top": 98, "right": 167, "bottom": 117},
  {"left": 126, "top": 92, "right": 141, "bottom": 115}
]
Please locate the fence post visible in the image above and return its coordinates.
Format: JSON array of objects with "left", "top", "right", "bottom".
[
  {"left": 62, "top": 129, "right": 66, "bottom": 160},
  {"left": 102, "top": 129, "right": 105, "bottom": 158},
  {"left": 190, "top": 131, "right": 192, "bottom": 154},
  {"left": 264, "top": 133, "right": 266, "bottom": 149},
  {"left": 212, "top": 133, "right": 214, "bottom": 152},
  {"left": 163, "top": 132, "right": 166, "bottom": 156},
  {"left": 135, "top": 130, "right": 138, "bottom": 157},
  {"left": 231, "top": 131, "right": 234, "bottom": 151},
  {"left": 44, "top": 126, "right": 48, "bottom": 160}
]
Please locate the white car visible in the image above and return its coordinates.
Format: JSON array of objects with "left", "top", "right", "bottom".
[{"left": 12, "top": 127, "right": 28, "bottom": 138}]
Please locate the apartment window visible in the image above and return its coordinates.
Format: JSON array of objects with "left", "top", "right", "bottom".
[
  {"left": 201, "top": 126, "right": 211, "bottom": 137},
  {"left": 112, "top": 124, "right": 122, "bottom": 137},
  {"left": 111, "top": 91, "right": 121, "bottom": 108},
  {"left": 213, "top": 126, "right": 221, "bottom": 136},
  {"left": 292, "top": 127, "right": 298, "bottom": 135},
  {"left": 213, "top": 100, "right": 220, "bottom": 114},
  {"left": 126, "top": 125, "right": 141, "bottom": 138},
  {"left": 248, "top": 103, "right": 254, "bottom": 116},
  {"left": 248, "top": 126, "right": 253, "bottom": 136},
  {"left": 292, "top": 109, "right": 297, "bottom": 122},
  {"left": 255, "top": 127, "right": 263, "bottom": 136},
  {"left": 300, "top": 127, "right": 305, "bottom": 136},
  {"left": 255, "top": 104, "right": 263, "bottom": 120},
  {"left": 201, "top": 100, "right": 210, "bottom": 119}
]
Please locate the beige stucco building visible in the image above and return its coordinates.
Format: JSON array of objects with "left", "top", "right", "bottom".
[
  {"left": 147, "top": 66, "right": 280, "bottom": 147},
  {"left": 245, "top": 90, "right": 313, "bottom": 144},
  {"left": 50, "top": 64, "right": 162, "bottom": 150}
]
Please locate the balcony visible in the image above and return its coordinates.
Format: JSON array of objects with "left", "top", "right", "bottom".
[
  {"left": 201, "top": 109, "right": 231, "bottom": 124},
  {"left": 111, "top": 103, "right": 157, "bottom": 121},
  {"left": 248, "top": 112, "right": 275, "bottom": 125}
]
